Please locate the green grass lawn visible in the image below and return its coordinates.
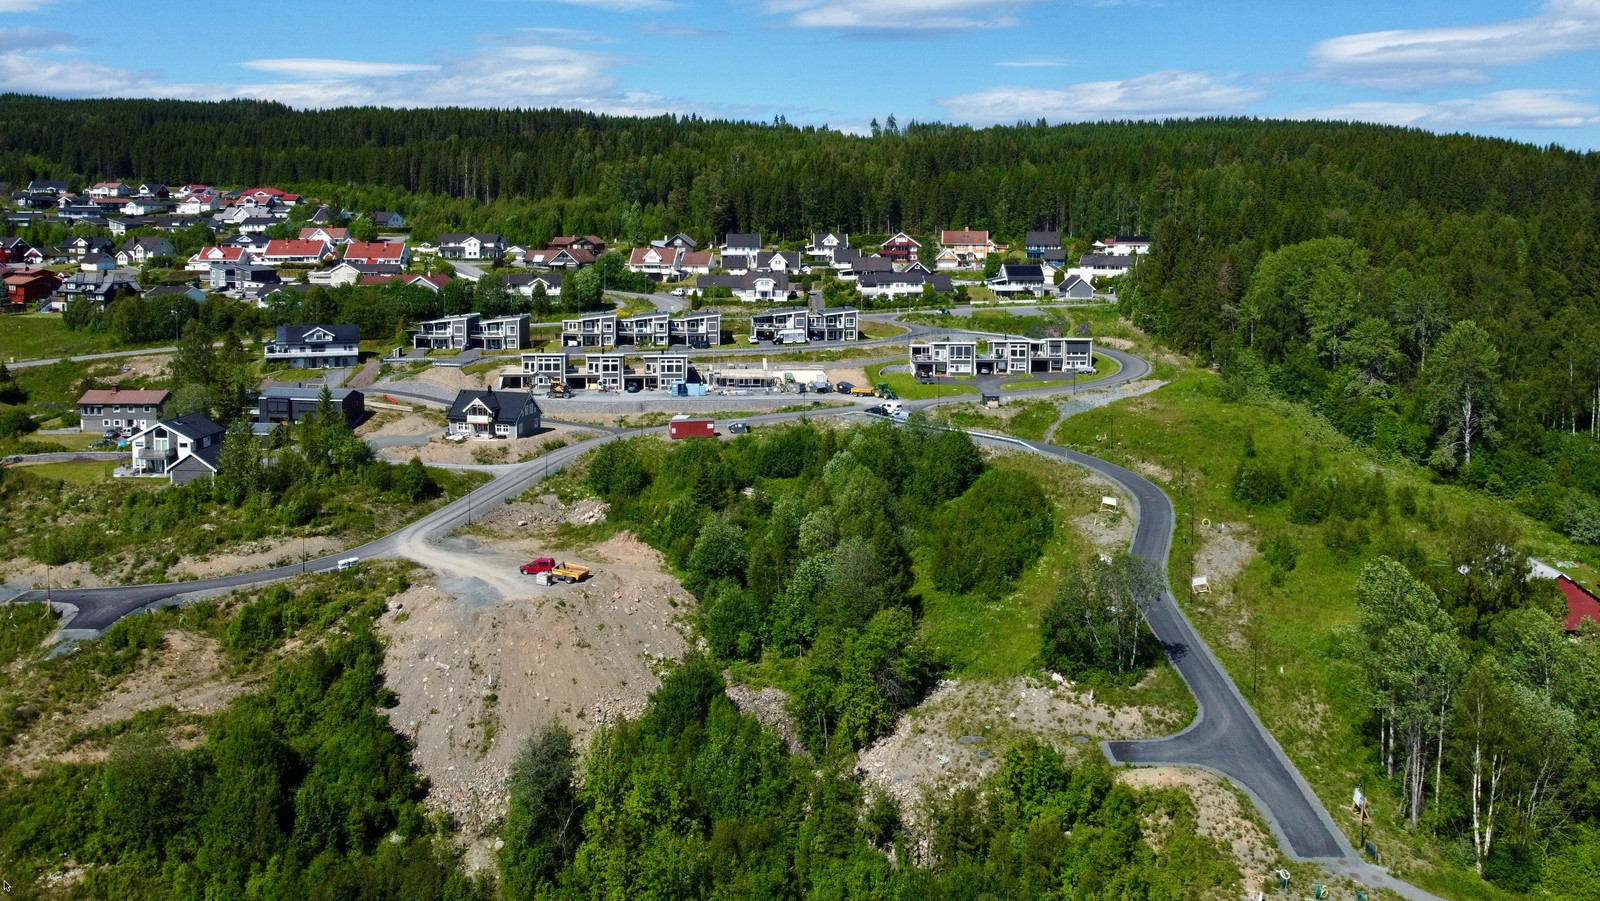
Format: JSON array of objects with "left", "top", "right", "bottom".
[
  {"left": 998, "top": 353, "right": 1122, "bottom": 391},
  {"left": 1066, "top": 369, "right": 1589, "bottom": 900},
  {"left": 613, "top": 295, "right": 658, "bottom": 316},
  {"left": 929, "top": 399, "right": 1062, "bottom": 442},
  {"left": 857, "top": 319, "right": 906, "bottom": 340},
  {"left": 15, "top": 460, "right": 118, "bottom": 483},
  {"left": 0, "top": 314, "right": 171, "bottom": 363},
  {"left": 865, "top": 361, "right": 979, "bottom": 399},
  {"left": 20, "top": 431, "right": 100, "bottom": 451}
]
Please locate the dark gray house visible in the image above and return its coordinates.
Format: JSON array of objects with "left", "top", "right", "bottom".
[
  {"left": 446, "top": 390, "right": 543, "bottom": 439},
  {"left": 255, "top": 387, "right": 365, "bottom": 429},
  {"left": 128, "top": 413, "right": 226, "bottom": 484},
  {"left": 263, "top": 324, "right": 361, "bottom": 370},
  {"left": 1024, "top": 231, "right": 1061, "bottom": 259}
]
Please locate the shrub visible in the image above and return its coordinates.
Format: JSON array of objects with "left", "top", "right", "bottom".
[{"left": 1232, "top": 459, "right": 1287, "bottom": 506}]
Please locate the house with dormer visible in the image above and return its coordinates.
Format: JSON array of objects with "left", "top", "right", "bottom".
[
  {"left": 186, "top": 245, "right": 250, "bottom": 272},
  {"left": 263, "top": 324, "right": 360, "bottom": 369},
  {"left": 879, "top": 232, "right": 921, "bottom": 264},
  {"left": 438, "top": 233, "right": 506, "bottom": 260},
  {"left": 88, "top": 182, "right": 132, "bottom": 198},
  {"left": 720, "top": 233, "right": 761, "bottom": 270},
  {"left": 446, "top": 390, "right": 542, "bottom": 439},
  {"left": 937, "top": 230, "right": 1005, "bottom": 270},
  {"left": 628, "top": 245, "right": 681, "bottom": 278},
  {"left": 806, "top": 232, "right": 850, "bottom": 264},
  {"left": 115, "top": 236, "right": 175, "bottom": 267}
]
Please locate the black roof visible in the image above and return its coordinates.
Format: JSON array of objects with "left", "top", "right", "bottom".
[
  {"left": 1025, "top": 230, "right": 1061, "bottom": 246},
  {"left": 1079, "top": 254, "right": 1133, "bottom": 267},
  {"left": 447, "top": 390, "right": 538, "bottom": 424},
  {"left": 162, "top": 413, "right": 226, "bottom": 443},
  {"left": 1001, "top": 264, "right": 1043, "bottom": 279},
  {"left": 275, "top": 323, "right": 359, "bottom": 344},
  {"left": 723, "top": 233, "right": 760, "bottom": 248}
]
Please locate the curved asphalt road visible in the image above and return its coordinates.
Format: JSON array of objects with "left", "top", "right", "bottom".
[{"left": 8, "top": 343, "right": 1436, "bottom": 895}]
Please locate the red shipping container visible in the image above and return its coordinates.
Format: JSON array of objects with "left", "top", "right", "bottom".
[{"left": 668, "top": 417, "right": 715, "bottom": 439}]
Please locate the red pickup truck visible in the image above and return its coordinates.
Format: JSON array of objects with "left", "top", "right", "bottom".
[{"left": 519, "top": 558, "right": 592, "bottom": 582}]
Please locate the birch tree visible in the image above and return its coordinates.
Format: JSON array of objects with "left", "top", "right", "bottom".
[{"left": 1426, "top": 320, "right": 1501, "bottom": 470}]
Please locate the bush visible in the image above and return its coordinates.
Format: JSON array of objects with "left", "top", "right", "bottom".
[
  {"left": 0, "top": 407, "right": 38, "bottom": 439},
  {"left": 1232, "top": 459, "right": 1286, "bottom": 506},
  {"left": 1040, "top": 554, "right": 1162, "bottom": 682},
  {"left": 1558, "top": 491, "right": 1600, "bottom": 545},
  {"left": 928, "top": 469, "right": 1053, "bottom": 596}
]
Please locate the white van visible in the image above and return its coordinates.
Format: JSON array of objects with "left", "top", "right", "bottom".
[
  {"left": 336, "top": 557, "right": 361, "bottom": 571},
  {"left": 881, "top": 401, "right": 905, "bottom": 416}
]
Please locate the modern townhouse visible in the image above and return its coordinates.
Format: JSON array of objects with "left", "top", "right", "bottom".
[
  {"left": 509, "top": 352, "right": 571, "bottom": 390},
  {"left": 638, "top": 353, "right": 691, "bottom": 390},
  {"left": 986, "top": 336, "right": 1095, "bottom": 374},
  {"left": 562, "top": 311, "right": 618, "bottom": 349},
  {"left": 410, "top": 313, "right": 529, "bottom": 351},
  {"left": 263, "top": 324, "right": 360, "bottom": 369},
  {"left": 749, "top": 307, "right": 810, "bottom": 343},
  {"left": 909, "top": 338, "right": 979, "bottom": 377},
  {"left": 582, "top": 353, "right": 626, "bottom": 390},
  {"left": 676, "top": 310, "right": 721, "bottom": 347},
  {"left": 807, "top": 307, "right": 859, "bottom": 342},
  {"left": 619, "top": 310, "right": 672, "bottom": 346}
]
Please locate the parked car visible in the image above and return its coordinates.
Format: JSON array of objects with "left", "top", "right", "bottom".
[
  {"left": 728, "top": 421, "right": 750, "bottom": 434},
  {"left": 864, "top": 405, "right": 888, "bottom": 417},
  {"left": 671, "top": 287, "right": 685, "bottom": 296},
  {"left": 625, "top": 382, "right": 642, "bottom": 393},
  {"left": 690, "top": 339, "right": 710, "bottom": 349}
]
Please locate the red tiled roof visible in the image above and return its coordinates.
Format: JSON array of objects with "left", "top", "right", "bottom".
[
  {"left": 345, "top": 241, "right": 405, "bottom": 261},
  {"left": 941, "top": 229, "right": 989, "bottom": 245},
  {"left": 193, "top": 246, "right": 247, "bottom": 263},
  {"left": 263, "top": 239, "right": 331, "bottom": 258},
  {"left": 78, "top": 388, "right": 171, "bottom": 406},
  {"left": 1560, "top": 576, "right": 1600, "bottom": 632}
]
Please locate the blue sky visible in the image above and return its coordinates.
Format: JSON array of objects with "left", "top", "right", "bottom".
[{"left": 3, "top": 0, "right": 1600, "bottom": 149}]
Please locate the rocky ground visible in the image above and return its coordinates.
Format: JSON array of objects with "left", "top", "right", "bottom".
[{"left": 376, "top": 525, "right": 692, "bottom": 839}]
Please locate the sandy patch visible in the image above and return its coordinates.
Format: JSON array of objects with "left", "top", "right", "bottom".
[
  {"left": 169, "top": 535, "right": 349, "bottom": 580},
  {"left": 3, "top": 631, "right": 248, "bottom": 772},
  {"left": 378, "top": 531, "right": 692, "bottom": 835},
  {"left": 358, "top": 411, "right": 439, "bottom": 439},
  {"left": 1, "top": 560, "right": 110, "bottom": 594},
  {"left": 417, "top": 365, "right": 489, "bottom": 392},
  {"left": 1118, "top": 767, "right": 1278, "bottom": 893},
  {"left": 376, "top": 424, "right": 596, "bottom": 465},
  {"left": 113, "top": 353, "right": 172, "bottom": 384},
  {"left": 857, "top": 676, "right": 1186, "bottom": 820},
  {"left": 827, "top": 366, "right": 870, "bottom": 389},
  {"left": 1192, "top": 523, "right": 1257, "bottom": 607},
  {"left": 1132, "top": 459, "right": 1175, "bottom": 485},
  {"left": 1096, "top": 337, "right": 1135, "bottom": 350}
]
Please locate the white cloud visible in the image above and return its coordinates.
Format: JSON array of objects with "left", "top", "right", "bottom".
[
  {"left": 996, "top": 58, "right": 1070, "bottom": 68},
  {"left": 0, "top": 0, "right": 58, "bottom": 10},
  {"left": 239, "top": 59, "right": 441, "bottom": 78},
  {"left": 1311, "top": 0, "right": 1600, "bottom": 88},
  {"left": 941, "top": 70, "right": 1265, "bottom": 124},
  {"left": 766, "top": 0, "right": 1045, "bottom": 31},
  {"left": 0, "top": 36, "right": 677, "bottom": 115},
  {"left": 1299, "top": 89, "right": 1600, "bottom": 130}
]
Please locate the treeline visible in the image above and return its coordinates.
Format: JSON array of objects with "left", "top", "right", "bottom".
[
  {"left": 496, "top": 663, "right": 1237, "bottom": 901},
  {"left": 586, "top": 419, "right": 1053, "bottom": 751},
  {"left": 7, "top": 95, "right": 1592, "bottom": 251}
]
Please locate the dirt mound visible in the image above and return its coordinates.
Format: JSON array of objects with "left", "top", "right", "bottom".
[
  {"left": 378, "top": 531, "right": 692, "bottom": 835},
  {"left": 724, "top": 680, "right": 801, "bottom": 752}
]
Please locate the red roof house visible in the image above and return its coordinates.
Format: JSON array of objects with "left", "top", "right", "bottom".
[
  {"left": 1559, "top": 576, "right": 1600, "bottom": 632},
  {"left": 5, "top": 268, "right": 62, "bottom": 308},
  {"left": 344, "top": 241, "right": 409, "bottom": 266}
]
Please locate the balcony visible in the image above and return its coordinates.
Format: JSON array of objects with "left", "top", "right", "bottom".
[
  {"left": 135, "top": 445, "right": 174, "bottom": 461},
  {"left": 466, "top": 414, "right": 492, "bottom": 425}
]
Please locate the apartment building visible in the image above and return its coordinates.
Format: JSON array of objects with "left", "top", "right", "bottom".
[
  {"left": 562, "top": 311, "right": 618, "bottom": 349},
  {"left": 410, "top": 313, "right": 530, "bottom": 351},
  {"left": 909, "top": 339, "right": 979, "bottom": 377},
  {"left": 749, "top": 307, "right": 811, "bottom": 343},
  {"left": 808, "top": 307, "right": 859, "bottom": 342}
]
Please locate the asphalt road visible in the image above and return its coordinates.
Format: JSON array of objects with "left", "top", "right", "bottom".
[{"left": 7, "top": 343, "right": 1440, "bottom": 894}]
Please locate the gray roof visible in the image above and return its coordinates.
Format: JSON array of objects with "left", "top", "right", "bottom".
[
  {"left": 261, "top": 387, "right": 360, "bottom": 401},
  {"left": 447, "top": 390, "right": 538, "bottom": 425},
  {"left": 723, "top": 233, "right": 761, "bottom": 249},
  {"left": 274, "top": 323, "right": 360, "bottom": 344},
  {"left": 1025, "top": 230, "right": 1061, "bottom": 246},
  {"left": 1078, "top": 254, "right": 1134, "bottom": 268}
]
